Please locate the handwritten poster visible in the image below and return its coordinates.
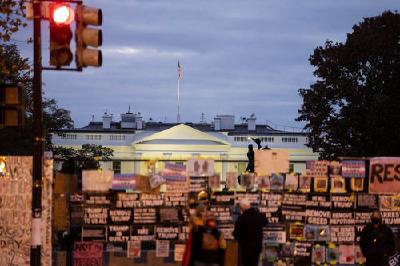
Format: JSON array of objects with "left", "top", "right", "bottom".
[
  {"left": 254, "top": 150, "right": 289, "bottom": 176},
  {"left": 82, "top": 170, "right": 113, "bottom": 191},
  {"left": 0, "top": 156, "right": 52, "bottom": 266},
  {"left": 369, "top": 157, "right": 400, "bottom": 194},
  {"left": 127, "top": 241, "right": 141, "bottom": 258},
  {"left": 73, "top": 242, "right": 103, "bottom": 266},
  {"left": 156, "top": 240, "right": 170, "bottom": 257}
]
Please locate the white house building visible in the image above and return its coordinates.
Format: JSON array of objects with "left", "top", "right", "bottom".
[{"left": 52, "top": 111, "right": 318, "bottom": 178}]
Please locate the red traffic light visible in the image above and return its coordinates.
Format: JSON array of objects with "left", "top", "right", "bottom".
[{"left": 52, "top": 4, "right": 74, "bottom": 25}]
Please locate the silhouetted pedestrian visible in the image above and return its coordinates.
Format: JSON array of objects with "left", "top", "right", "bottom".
[
  {"left": 233, "top": 199, "right": 267, "bottom": 266},
  {"left": 360, "top": 211, "right": 395, "bottom": 266}
]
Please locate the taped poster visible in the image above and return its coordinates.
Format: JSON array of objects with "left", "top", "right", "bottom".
[
  {"left": 174, "top": 244, "right": 186, "bottom": 262},
  {"left": 239, "top": 173, "right": 255, "bottom": 188},
  {"left": 111, "top": 173, "right": 136, "bottom": 191},
  {"left": 257, "top": 175, "right": 270, "bottom": 191},
  {"left": 163, "top": 163, "right": 188, "bottom": 192},
  {"left": 156, "top": 240, "right": 170, "bottom": 257},
  {"left": 369, "top": 157, "right": 400, "bottom": 194},
  {"left": 264, "top": 226, "right": 286, "bottom": 244},
  {"left": 326, "top": 243, "right": 339, "bottom": 265},
  {"left": 351, "top": 177, "right": 364, "bottom": 192},
  {"left": 356, "top": 194, "right": 378, "bottom": 209},
  {"left": 284, "top": 174, "right": 298, "bottom": 191},
  {"left": 73, "top": 242, "right": 103, "bottom": 266},
  {"left": 289, "top": 223, "right": 304, "bottom": 240},
  {"left": 329, "top": 161, "right": 342, "bottom": 175},
  {"left": 270, "top": 173, "right": 284, "bottom": 191},
  {"left": 298, "top": 174, "right": 311, "bottom": 192},
  {"left": 127, "top": 241, "right": 141, "bottom": 258},
  {"left": 226, "top": 172, "right": 238, "bottom": 189},
  {"left": 304, "top": 225, "right": 318, "bottom": 241},
  {"left": 338, "top": 244, "right": 355, "bottom": 264},
  {"left": 82, "top": 169, "right": 113, "bottom": 191},
  {"left": 0, "top": 156, "right": 53, "bottom": 266},
  {"left": 306, "top": 160, "right": 329, "bottom": 176},
  {"left": 186, "top": 158, "right": 214, "bottom": 176},
  {"left": 209, "top": 174, "right": 221, "bottom": 189},
  {"left": 341, "top": 160, "right": 366, "bottom": 178},
  {"left": 254, "top": 149, "right": 289, "bottom": 176},
  {"left": 313, "top": 176, "right": 328, "bottom": 192},
  {"left": 312, "top": 245, "right": 326, "bottom": 265},
  {"left": 379, "top": 195, "right": 400, "bottom": 211},
  {"left": 149, "top": 174, "right": 166, "bottom": 189},
  {"left": 330, "top": 175, "right": 346, "bottom": 193},
  {"left": 330, "top": 226, "right": 355, "bottom": 242}
]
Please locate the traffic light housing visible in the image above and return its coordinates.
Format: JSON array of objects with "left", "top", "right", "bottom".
[
  {"left": 75, "top": 4, "right": 103, "bottom": 68},
  {"left": 49, "top": 3, "right": 74, "bottom": 67},
  {"left": 0, "top": 84, "right": 25, "bottom": 127}
]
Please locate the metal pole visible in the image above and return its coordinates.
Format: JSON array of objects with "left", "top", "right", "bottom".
[
  {"left": 31, "top": 0, "right": 43, "bottom": 265},
  {"left": 177, "top": 77, "right": 180, "bottom": 123}
]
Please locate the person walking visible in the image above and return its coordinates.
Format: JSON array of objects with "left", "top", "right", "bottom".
[
  {"left": 360, "top": 211, "right": 395, "bottom": 266},
  {"left": 188, "top": 212, "right": 226, "bottom": 266},
  {"left": 233, "top": 198, "right": 267, "bottom": 266},
  {"left": 183, "top": 205, "right": 207, "bottom": 266}
]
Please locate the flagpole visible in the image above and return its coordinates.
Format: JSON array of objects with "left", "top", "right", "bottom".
[
  {"left": 177, "top": 77, "right": 180, "bottom": 123},
  {"left": 177, "top": 60, "right": 181, "bottom": 123}
]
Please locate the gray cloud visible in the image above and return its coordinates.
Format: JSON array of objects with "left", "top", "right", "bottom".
[{"left": 16, "top": 0, "right": 399, "bottom": 128}]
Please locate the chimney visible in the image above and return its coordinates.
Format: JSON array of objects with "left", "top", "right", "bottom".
[
  {"left": 214, "top": 117, "right": 221, "bottom": 131},
  {"left": 247, "top": 113, "right": 256, "bottom": 131},
  {"left": 102, "top": 112, "right": 112, "bottom": 129},
  {"left": 214, "top": 115, "right": 235, "bottom": 131},
  {"left": 136, "top": 114, "right": 143, "bottom": 129}
]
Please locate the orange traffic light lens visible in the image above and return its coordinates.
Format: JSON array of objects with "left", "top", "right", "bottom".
[{"left": 53, "top": 5, "right": 74, "bottom": 24}]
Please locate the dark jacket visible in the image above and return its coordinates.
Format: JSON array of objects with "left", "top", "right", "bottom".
[
  {"left": 360, "top": 223, "right": 395, "bottom": 266},
  {"left": 189, "top": 225, "right": 225, "bottom": 266},
  {"left": 233, "top": 208, "right": 267, "bottom": 266}
]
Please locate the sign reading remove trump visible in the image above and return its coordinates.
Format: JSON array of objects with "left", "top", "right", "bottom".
[{"left": 369, "top": 157, "right": 400, "bottom": 194}]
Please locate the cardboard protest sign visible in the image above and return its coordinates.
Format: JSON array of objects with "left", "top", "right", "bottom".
[
  {"left": 369, "top": 157, "right": 400, "bottom": 194},
  {"left": 254, "top": 150, "right": 289, "bottom": 176},
  {"left": 82, "top": 170, "right": 113, "bottom": 191},
  {"left": 73, "top": 242, "right": 103, "bottom": 266}
]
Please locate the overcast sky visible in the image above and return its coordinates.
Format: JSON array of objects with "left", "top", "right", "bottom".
[{"left": 16, "top": 0, "right": 398, "bottom": 129}]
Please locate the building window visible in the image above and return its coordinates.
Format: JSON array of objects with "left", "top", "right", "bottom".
[
  {"left": 282, "top": 137, "right": 298, "bottom": 143},
  {"left": 86, "top": 134, "right": 102, "bottom": 140},
  {"left": 109, "top": 135, "right": 125, "bottom": 141},
  {"left": 113, "top": 161, "right": 121, "bottom": 174},
  {"left": 61, "top": 134, "right": 77, "bottom": 140},
  {"left": 234, "top": 136, "right": 248, "bottom": 142},
  {"left": 260, "top": 137, "right": 274, "bottom": 143},
  {"left": 289, "top": 163, "right": 294, "bottom": 173}
]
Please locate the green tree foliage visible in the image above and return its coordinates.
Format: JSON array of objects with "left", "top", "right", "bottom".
[
  {"left": 297, "top": 11, "right": 400, "bottom": 159},
  {"left": 0, "top": 44, "right": 73, "bottom": 154},
  {"left": 0, "top": 0, "right": 27, "bottom": 42},
  {"left": 53, "top": 144, "right": 114, "bottom": 173}
]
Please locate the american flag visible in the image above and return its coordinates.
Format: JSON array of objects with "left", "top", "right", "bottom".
[{"left": 178, "top": 60, "right": 181, "bottom": 80}]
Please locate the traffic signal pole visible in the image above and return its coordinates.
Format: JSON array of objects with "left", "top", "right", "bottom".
[{"left": 31, "top": 0, "right": 43, "bottom": 265}]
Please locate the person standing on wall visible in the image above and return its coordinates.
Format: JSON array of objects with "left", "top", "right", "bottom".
[
  {"left": 233, "top": 198, "right": 267, "bottom": 266},
  {"left": 360, "top": 211, "right": 395, "bottom": 266},
  {"left": 245, "top": 144, "right": 254, "bottom": 173}
]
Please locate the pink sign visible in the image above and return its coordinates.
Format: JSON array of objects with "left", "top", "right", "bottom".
[
  {"left": 73, "top": 242, "right": 103, "bottom": 266},
  {"left": 369, "top": 157, "right": 400, "bottom": 194}
]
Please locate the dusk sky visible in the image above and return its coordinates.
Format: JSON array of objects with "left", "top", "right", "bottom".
[{"left": 16, "top": 0, "right": 398, "bottom": 129}]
